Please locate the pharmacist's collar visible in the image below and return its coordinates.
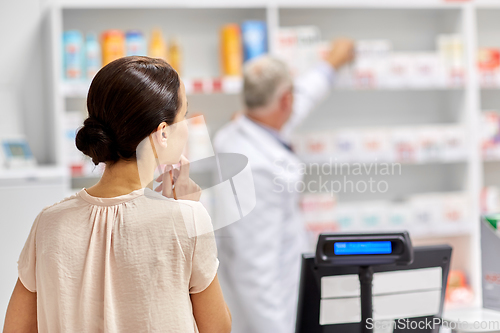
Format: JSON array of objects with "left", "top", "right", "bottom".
[
  {"left": 244, "top": 115, "right": 282, "bottom": 140},
  {"left": 243, "top": 115, "right": 293, "bottom": 151}
]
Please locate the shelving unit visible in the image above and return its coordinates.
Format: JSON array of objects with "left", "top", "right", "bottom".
[
  {"left": 61, "top": 77, "right": 243, "bottom": 97},
  {"left": 31, "top": 0, "right": 496, "bottom": 310},
  {"left": 476, "top": 4, "right": 500, "bottom": 313},
  {"left": 277, "top": 3, "right": 481, "bottom": 310},
  {"left": 477, "top": 2, "right": 500, "bottom": 203}
]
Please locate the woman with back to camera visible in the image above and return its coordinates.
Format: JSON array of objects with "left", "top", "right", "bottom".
[{"left": 3, "top": 56, "right": 232, "bottom": 332}]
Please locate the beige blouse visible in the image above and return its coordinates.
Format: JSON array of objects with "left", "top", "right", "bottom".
[{"left": 17, "top": 187, "right": 219, "bottom": 332}]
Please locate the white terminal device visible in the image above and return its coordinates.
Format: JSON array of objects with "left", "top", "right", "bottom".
[{"left": 0, "top": 136, "right": 37, "bottom": 169}]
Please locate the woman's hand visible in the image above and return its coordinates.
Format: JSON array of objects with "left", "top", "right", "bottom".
[{"left": 155, "top": 155, "right": 202, "bottom": 201}]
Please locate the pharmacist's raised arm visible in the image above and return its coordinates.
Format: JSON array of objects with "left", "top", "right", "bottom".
[{"left": 282, "top": 38, "right": 354, "bottom": 139}]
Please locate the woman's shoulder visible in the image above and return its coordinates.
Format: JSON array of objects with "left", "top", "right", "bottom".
[
  {"left": 38, "top": 192, "right": 84, "bottom": 217},
  {"left": 25, "top": 192, "right": 87, "bottom": 234},
  {"left": 143, "top": 188, "right": 204, "bottom": 210},
  {"left": 143, "top": 189, "right": 212, "bottom": 237}
]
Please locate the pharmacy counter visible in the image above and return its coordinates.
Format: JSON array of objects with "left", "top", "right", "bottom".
[
  {"left": 0, "top": 166, "right": 68, "bottom": 328},
  {"left": 443, "top": 308, "right": 500, "bottom": 333}
]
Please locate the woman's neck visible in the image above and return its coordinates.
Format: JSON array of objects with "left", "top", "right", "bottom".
[{"left": 86, "top": 158, "right": 156, "bottom": 198}]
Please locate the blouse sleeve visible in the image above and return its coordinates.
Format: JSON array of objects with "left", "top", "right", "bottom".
[
  {"left": 17, "top": 211, "right": 42, "bottom": 292},
  {"left": 189, "top": 202, "right": 219, "bottom": 294}
]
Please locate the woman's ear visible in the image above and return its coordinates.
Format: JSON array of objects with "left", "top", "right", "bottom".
[{"left": 155, "top": 122, "right": 168, "bottom": 148}]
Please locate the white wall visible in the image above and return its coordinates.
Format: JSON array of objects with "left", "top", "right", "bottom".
[
  {"left": 0, "top": 0, "right": 50, "bottom": 163},
  {"left": 0, "top": 0, "right": 51, "bottom": 328}
]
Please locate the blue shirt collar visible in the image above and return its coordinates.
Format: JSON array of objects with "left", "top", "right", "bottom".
[{"left": 244, "top": 115, "right": 293, "bottom": 152}]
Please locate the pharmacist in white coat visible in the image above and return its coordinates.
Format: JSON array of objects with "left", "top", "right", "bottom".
[{"left": 213, "top": 39, "right": 354, "bottom": 333}]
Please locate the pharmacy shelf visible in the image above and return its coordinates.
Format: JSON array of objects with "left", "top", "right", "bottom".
[
  {"left": 62, "top": 78, "right": 466, "bottom": 98},
  {"left": 0, "top": 165, "right": 67, "bottom": 181},
  {"left": 277, "top": 3, "right": 481, "bottom": 309},
  {"left": 323, "top": 225, "right": 474, "bottom": 240},
  {"left": 278, "top": 7, "right": 463, "bottom": 50},
  {"left": 71, "top": 175, "right": 101, "bottom": 180},
  {"left": 303, "top": 190, "right": 474, "bottom": 242},
  {"left": 482, "top": 156, "right": 500, "bottom": 162},
  {"left": 333, "top": 86, "right": 465, "bottom": 91},
  {"left": 273, "top": 0, "right": 466, "bottom": 9},
  {"left": 478, "top": 2, "right": 500, "bottom": 209},
  {"left": 57, "top": 0, "right": 270, "bottom": 9},
  {"left": 298, "top": 155, "right": 469, "bottom": 166},
  {"left": 336, "top": 216, "right": 474, "bottom": 236},
  {"left": 55, "top": 0, "right": 468, "bottom": 9},
  {"left": 479, "top": 76, "right": 500, "bottom": 89},
  {"left": 61, "top": 77, "right": 243, "bottom": 98},
  {"left": 40, "top": 1, "right": 488, "bottom": 309},
  {"left": 476, "top": 0, "right": 500, "bottom": 9},
  {"left": 0, "top": 165, "right": 69, "bottom": 190},
  {"left": 410, "top": 225, "right": 474, "bottom": 239},
  {"left": 60, "top": 81, "right": 91, "bottom": 98},
  {"left": 61, "top": 7, "right": 267, "bottom": 79}
]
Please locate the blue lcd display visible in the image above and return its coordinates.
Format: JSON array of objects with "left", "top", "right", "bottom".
[{"left": 334, "top": 241, "right": 392, "bottom": 255}]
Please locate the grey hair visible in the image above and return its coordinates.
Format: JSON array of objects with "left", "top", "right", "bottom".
[{"left": 243, "top": 55, "right": 293, "bottom": 110}]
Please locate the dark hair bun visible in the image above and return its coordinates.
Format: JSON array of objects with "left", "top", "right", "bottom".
[{"left": 76, "top": 117, "right": 117, "bottom": 165}]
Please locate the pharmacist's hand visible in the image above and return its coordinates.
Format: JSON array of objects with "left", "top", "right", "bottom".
[
  {"left": 326, "top": 38, "right": 355, "bottom": 70},
  {"left": 155, "top": 155, "right": 202, "bottom": 201}
]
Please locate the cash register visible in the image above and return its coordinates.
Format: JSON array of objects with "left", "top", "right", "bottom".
[{"left": 296, "top": 232, "right": 452, "bottom": 333}]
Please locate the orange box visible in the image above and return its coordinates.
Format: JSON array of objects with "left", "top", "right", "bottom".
[
  {"left": 101, "top": 30, "right": 125, "bottom": 66},
  {"left": 220, "top": 24, "right": 243, "bottom": 76}
]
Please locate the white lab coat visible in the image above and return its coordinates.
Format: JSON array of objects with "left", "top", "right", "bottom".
[{"left": 213, "top": 62, "right": 336, "bottom": 333}]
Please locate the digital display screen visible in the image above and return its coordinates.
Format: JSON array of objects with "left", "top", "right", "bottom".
[
  {"left": 8, "top": 144, "right": 26, "bottom": 157},
  {"left": 334, "top": 241, "right": 392, "bottom": 255}
]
